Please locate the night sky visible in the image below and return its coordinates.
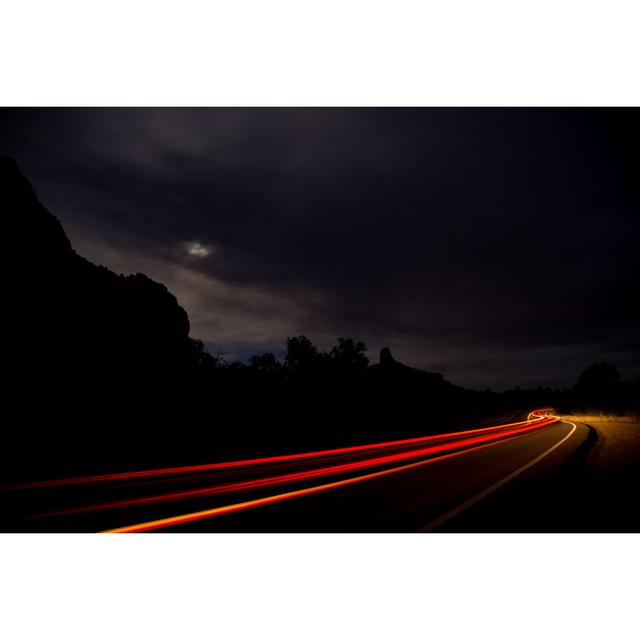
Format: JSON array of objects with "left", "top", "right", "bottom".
[{"left": 2, "top": 108, "right": 639, "bottom": 389}]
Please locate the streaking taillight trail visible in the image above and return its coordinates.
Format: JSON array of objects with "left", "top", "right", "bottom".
[
  {"left": 11, "top": 408, "right": 554, "bottom": 490},
  {"left": 48, "top": 414, "right": 557, "bottom": 516},
  {"left": 101, "top": 409, "right": 559, "bottom": 533}
]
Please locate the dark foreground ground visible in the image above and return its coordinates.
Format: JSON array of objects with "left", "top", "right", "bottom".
[{"left": 3, "top": 413, "right": 638, "bottom": 533}]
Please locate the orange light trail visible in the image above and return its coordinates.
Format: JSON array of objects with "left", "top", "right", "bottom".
[
  {"left": 10, "top": 410, "right": 553, "bottom": 490},
  {"left": 103, "top": 413, "right": 559, "bottom": 533}
]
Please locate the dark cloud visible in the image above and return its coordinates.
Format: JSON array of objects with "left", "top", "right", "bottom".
[{"left": 2, "top": 108, "right": 639, "bottom": 388}]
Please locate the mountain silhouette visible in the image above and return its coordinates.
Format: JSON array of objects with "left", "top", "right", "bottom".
[
  {"left": 3, "top": 156, "right": 194, "bottom": 387},
  {"left": 3, "top": 156, "right": 212, "bottom": 480}
]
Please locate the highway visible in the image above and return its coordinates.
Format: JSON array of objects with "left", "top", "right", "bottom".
[{"left": 2, "top": 409, "right": 596, "bottom": 532}]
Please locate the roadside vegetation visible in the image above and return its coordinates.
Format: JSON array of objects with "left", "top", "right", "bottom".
[{"left": 564, "top": 413, "right": 639, "bottom": 424}]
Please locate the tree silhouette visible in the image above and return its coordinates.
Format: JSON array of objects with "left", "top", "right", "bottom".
[
  {"left": 284, "top": 335, "right": 320, "bottom": 376},
  {"left": 250, "top": 352, "right": 282, "bottom": 373},
  {"left": 188, "top": 338, "right": 221, "bottom": 369},
  {"left": 574, "top": 361, "right": 622, "bottom": 410},
  {"left": 330, "top": 337, "right": 369, "bottom": 373},
  {"left": 575, "top": 362, "right": 621, "bottom": 394}
]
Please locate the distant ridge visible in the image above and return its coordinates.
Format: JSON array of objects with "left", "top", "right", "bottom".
[{"left": 369, "top": 346, "right": 462, "bottom": 392}]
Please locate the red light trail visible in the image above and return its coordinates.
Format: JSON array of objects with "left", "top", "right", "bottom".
[
  {"left": 10, "top": 409, "right": 553, "bottom": 490},
  {"left": 101, "top": 410, "right": 558, "bottom": 533},
  {"left": 49, "top": 414, "right": 557, "bottom": 517}
]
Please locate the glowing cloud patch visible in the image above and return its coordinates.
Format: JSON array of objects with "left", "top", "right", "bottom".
[{"left": 182, "top": 241, "right": 211, "bottom": 258}]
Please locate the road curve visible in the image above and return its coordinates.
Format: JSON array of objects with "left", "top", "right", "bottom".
[
  {"left": 3, "top": 410, "right": 591, "bottom": 532},
  {"left": 122, "top": 418, "right": 586, "bottom": 533}
]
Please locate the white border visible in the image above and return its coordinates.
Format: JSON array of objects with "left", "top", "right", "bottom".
[
  {"left": 2, "top": 2, "right": 639, "bottom": 638},
  {"left": 2, "top": 1, "right": 640, "bottom": 105},
  {"left": 1, "top": 534, "right": 638, "bottom": 640}
]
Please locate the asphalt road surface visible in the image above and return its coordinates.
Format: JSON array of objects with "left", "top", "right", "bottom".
[{"left": 7, "top": 409, "right": 624, "bottom": 533}]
